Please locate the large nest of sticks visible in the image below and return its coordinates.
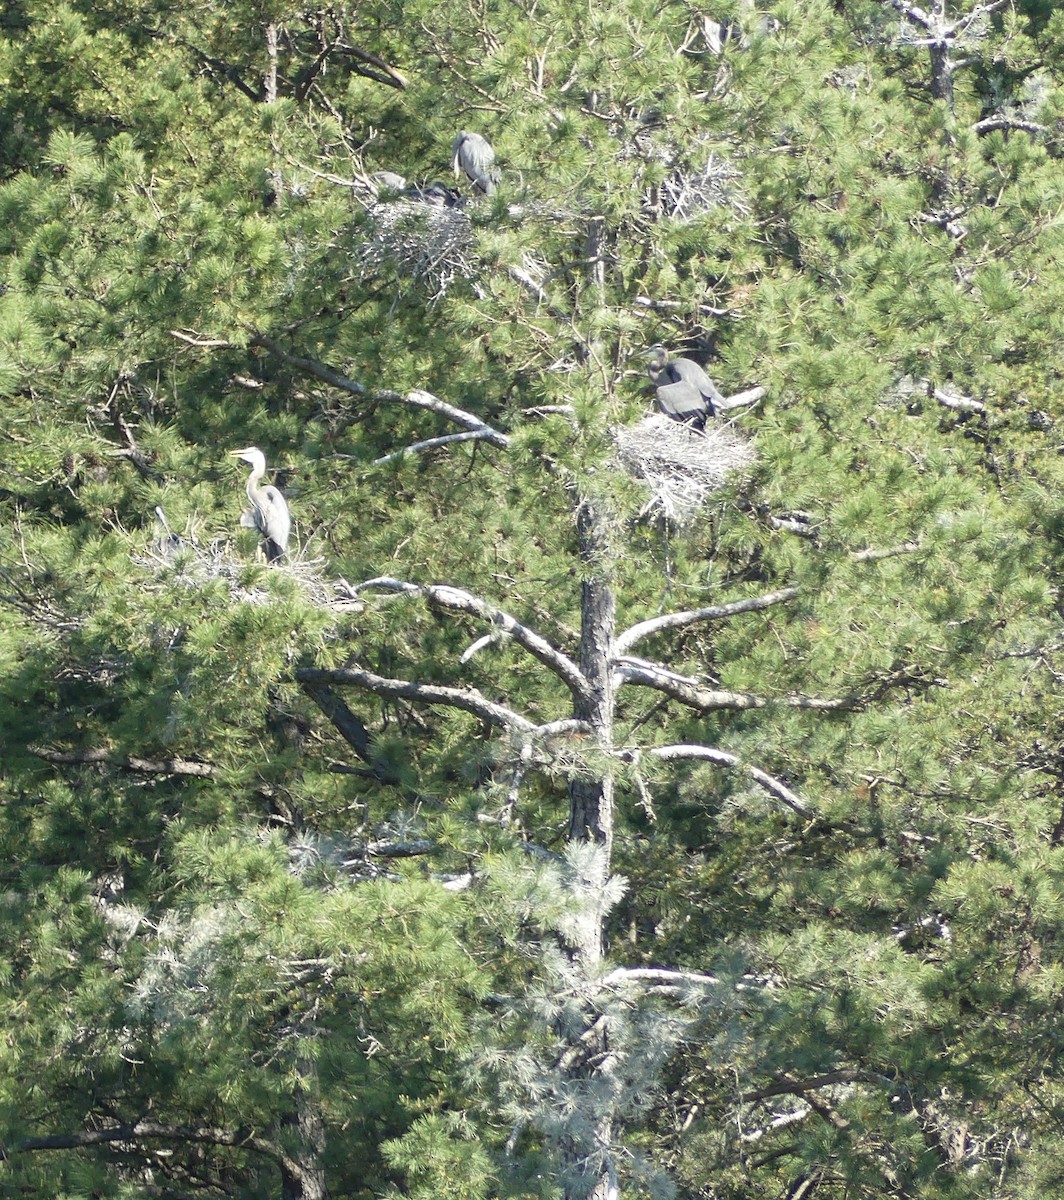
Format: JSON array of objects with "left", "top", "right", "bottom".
[
  {"left": 655, "top": 151, "right": 749, "bottom": 223},
  {"left": 132, "top": 538, "right": 356, "bottom": 612},
  {"left": 354, "top": 199, "right": 476, "bottom": 300},
  {"left": 613, "top": 414, "right": 756, "bottom": 525}
]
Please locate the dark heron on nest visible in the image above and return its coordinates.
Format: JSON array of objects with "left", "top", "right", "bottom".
[
  {"left": 644, "top": 344, "right": 724, "bottom": 429},
  {"left": 451, "top": 131, "right": 500, "bottom": 196}
]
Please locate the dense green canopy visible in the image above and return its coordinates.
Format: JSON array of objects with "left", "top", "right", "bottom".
[{"left": 3, "top": 1, "right": 1064, "bottom": 1197}]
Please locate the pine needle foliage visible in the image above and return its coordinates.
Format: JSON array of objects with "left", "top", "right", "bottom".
[{"left": 3, "top": 0, "right": 1064, "bottom": 1198}]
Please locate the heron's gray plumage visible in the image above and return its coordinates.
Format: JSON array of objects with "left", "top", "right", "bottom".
[
  {"left": 368, "top": 171, "right": 408, "bottom": 196},
  {"left": 405, "top": 181, "right": 464, "bottom": 207},
  {"left": 230, "top": 447, "right": 291, "bottom": 563},
  {"left": 451, "top": 131, "right": 500, "bottom": 196},
  {"left": 152, "top": 506, "right": 183, "bottom": 557},
  {"left": 645, "top": 345, "right": 724, "bottom": 428}
]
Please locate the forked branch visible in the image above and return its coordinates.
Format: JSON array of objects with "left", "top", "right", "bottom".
[{"left": 356, "top": 577, "right": 591, "bottom": 702}]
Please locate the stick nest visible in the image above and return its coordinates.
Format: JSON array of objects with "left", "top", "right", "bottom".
[
  {"left": 655, "top": 152, "right": 749, "bottom": 223},
  {"left": 132, "top": 539, "right": 357, "bottom": 612},
  {"left": 354, "top": 200, "right": 476, "bottom": 300},
  {"left": 613, "top": 414, "right": 756, "bottom": 525}
]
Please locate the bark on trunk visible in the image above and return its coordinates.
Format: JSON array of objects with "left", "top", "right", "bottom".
[
  {"left": 567, "top": 497, "right": 617, "bottom": 868},
  {"left": 562, "top": 497, "right": 619, "bottom": 1200},
  {"left": 279, "top": 1055, "right": 327, "bottom": 1200}
]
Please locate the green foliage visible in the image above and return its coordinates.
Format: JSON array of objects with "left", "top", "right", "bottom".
[{"left": 3, "top": 0, "right": 1064, "bottom": 1197}]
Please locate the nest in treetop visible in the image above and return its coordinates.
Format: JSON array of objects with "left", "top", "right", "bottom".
[
  {"left": 654, "top": 152, "right": 749, "bottom": 223},
  {"left": 355, "top": 200, "right": 476, "bottom": 300},
  {"left": 613, "top": 413, "right": 756, "bottom": 526},
  {"left": 133, "top": 537, "right": 359, "bottom": 613}
]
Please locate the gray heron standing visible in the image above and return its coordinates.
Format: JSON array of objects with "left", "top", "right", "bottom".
[
  {"left": 644, "top": 344, "right": 724, "bottom": 429},
  {"left": 229, "top": 447, "right": 291, "bottom": 563},
  {"left": 451, "top": 131, "right": 500, "bottom": 196}
]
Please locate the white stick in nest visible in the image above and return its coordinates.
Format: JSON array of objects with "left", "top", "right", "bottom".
[{"left": 614, "top": 414, "right": 756, "bottom": 525}]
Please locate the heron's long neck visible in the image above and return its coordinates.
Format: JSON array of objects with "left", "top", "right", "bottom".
[{"left": 246, "top": 464, "right": 266, "bottom": 504}]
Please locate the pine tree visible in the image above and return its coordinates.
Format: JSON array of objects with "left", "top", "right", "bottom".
[{"left": 4, "top": 1, "right": 1064, "bottom": 1198}]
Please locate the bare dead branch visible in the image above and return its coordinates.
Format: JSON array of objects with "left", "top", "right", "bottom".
[
  {"left": 716, "top": 385, "right": 767, "bottom": 412},
  {"left": 615, "top": 588, "right": 799, "bottom": 654},
  {"left": 252, "top": 336, "right": 510, "bottom": 446},
  {"left": 633, "top": 296, "right": 734, "bottom": 318},
  {"left": 933, "top": 385, "right": 986, "bottom": 413},
  {"left": 882, "top": 0, "right": 935, "bottom": 32},
  {"left": 300, "top": 682, "right": 400, "bottom": 784},
  {"left": 343, "top": 839, "right": 435, "bottom": 862},
  {"left": 30, "top": 746, "right": 217, "bottom": 778},
  {"left": 295, "top": 665, "right": 537, "bottom": 731},
  {"left": 169, "top": 328, "right": 234, "bottom": 348},
  {"left": 973, "top": 115, "right": 1047, "bottom": 136},
  {"left": 329, "top": 42, "right": 409, "bottom": 90},
  {"left": 356, "top": 578, "right": 591, "bottom": 702},
  {"left": 373, "top": 429, "right": 503, "bottom": 466},
  {"left": 638, "top": 744, "right": 810, "bottom": 816},
  {"left": 850, "top": 541, "right": 920, "bottom": 563},
  {"left": 603, "top": 966, "right": 720, "bottom": 989},
  {"left": 742, "top": 1069, "right": 912, "bottom": 1108},
  {"left": 2, "top": 1119, "right": 314, "bottom": 1189},
  {"left": 618, "top": 659, "right": 937, "bottom": 715}
]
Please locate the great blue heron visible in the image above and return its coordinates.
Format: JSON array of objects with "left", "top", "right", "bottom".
[
  {"left": 229, "top": 447, "right": 291, "bottom": 563},
  {"left": 152, "top": 506, "right": 183, "bottom": 557},
  {"left": 368, "top": 170, "right": 409, "bottom": 197},
  {"left": 405, "top": 180, "right": 465, "bottom": 208},
  {"left": 644, "top": 344, "right": 724, "bottom": 429},
  {"left": 451, "top": 131, "right": 500, "bottom": 196}
]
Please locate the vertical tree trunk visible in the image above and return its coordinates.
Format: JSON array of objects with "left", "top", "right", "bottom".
[
  {"left": 929, "top": 42, "right": 953, "bottom": 108},
  {"left": 567, "top": 497, "right": 617, "bottom": 870},
  {"left": 279, "top": 1051, "right": 327, "bottom": 1200},
  {"left": 560, "top": 496, "right": 619, "bottom": 1200}
]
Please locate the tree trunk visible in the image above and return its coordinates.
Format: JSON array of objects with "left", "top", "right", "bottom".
[
  {"left": 929, "top": 42, "right": 953, "bottom": 108},
  {"left": 567, "top": 496, "right": 617, "bottom": 869},
  {"left": 279, "top": 1054, "right": 327, "bottom": 1200},
  {"left": 561, "top": 496, "right": 619, "bottom": 1200}
]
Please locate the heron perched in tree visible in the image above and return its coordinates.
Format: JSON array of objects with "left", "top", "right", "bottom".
[
  {"left": 152, "top": 506, "right": 183, "bottom": 557},
  {"left": 229, "top": 447, "right": 291, "bottom": 563},
  {"left": 451, "top": 131, "right": 500, "bottom": 196},
  {"left": 644, "top": 344, "right": 725, "bottom": 429}
]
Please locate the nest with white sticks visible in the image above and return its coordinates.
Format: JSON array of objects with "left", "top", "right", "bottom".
[
  {"left": 133, "top": 536, "right": 357, "bottom": 613},
  {"left": 354, "top": 200, "right": 477, "bottom": 300},
  {"left": 614, "top": 413, "right": 756, "bottom": 525}
]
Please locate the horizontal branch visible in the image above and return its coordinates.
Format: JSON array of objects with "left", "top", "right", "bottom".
[
  {"left": 252, "top": 336, "right": 510, "bottom": 445},
  {"left": 933, "top": 385, "right": 985, "bottom": 414},
  {"left": 603, "top": 966, "right": 720, "bottom": 989},
  {"left": 294, "top": 665, "right": 536, "bottom": 731},
  {"left": 620, "top": 658, "right": 939, "bottom": 717},
  {"left": 615, "top": 662, "right": 853, "bottom": 713},
  {"left": 3, "top": 1119, "right": 312, "bottom": 1187},
  {"left": 973, "top": 115, "right": 1047, "bottom": 137},
  {"left": 615, "top": 587, "right": 799, "bottom": 655},
  {"left": 634, "top": 296, "right": 734, "bottom": 318},
  {"left": 343, "top": 838, "right": 435, "bottom": 862},
  {"left": 356, "top": 578, "right": 590, "bottom": 702},
  {"left": 30, "top": 746, "right": 217, "bottom": 778},
  {"left": 638, "top": 744, "right": 810, "bottom": 816},
  {"left": 742, "top": 1069, "right": 912, "bottom": 1108},
  {"left": 716, "top": 385, "right": 766, "bottom": 412},
  {"left": 850, "top": 541, "right": 920, "bottom": 563},
  {"left": 373, "top": 429, "right": 501, "bottom": 466}
]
